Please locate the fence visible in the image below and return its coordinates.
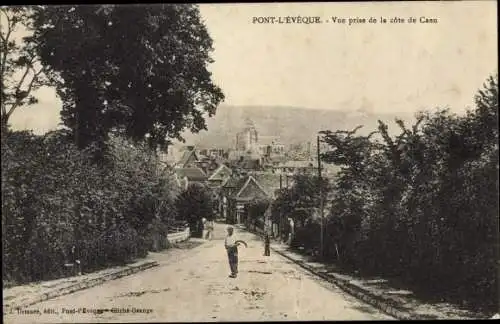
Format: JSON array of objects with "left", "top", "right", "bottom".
[
  {"left": 167, "top": 221, "right": 191, "bottom": 244},
  {"left": 167, "top": 227, "right": 190, "bottom": 244}
]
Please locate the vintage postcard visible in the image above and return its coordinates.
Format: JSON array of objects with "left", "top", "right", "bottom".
[{"left": 1, "top": 1, "right": 498, "bottom": 322}]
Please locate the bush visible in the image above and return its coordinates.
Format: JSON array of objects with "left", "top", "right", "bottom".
[
  {"left": 246, "top": 199, "right": 269, "bottom": 231},
  {"left": 287, "top": 74, "right": 499, "bottom": 312},
  {"left": 175, "top": 183, "right": 214, "bottom": 238},
  {"left": 2, "top": 131, "right": 177, "bottom": 284},
  {"left": 142, "top": 218, "right": 170, "bottom": 252},
  {"left": 291, "top": 221, "right": 321, "bottom": 252}
]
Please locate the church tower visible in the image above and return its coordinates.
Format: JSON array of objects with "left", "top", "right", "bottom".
[{"left": 236, "top": 118, "right": 258, "bottom": 151}]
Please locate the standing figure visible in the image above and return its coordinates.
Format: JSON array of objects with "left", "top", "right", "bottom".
[
  {"left": 287, "top": 217, "right": 295, "bottom": 245},
  {"left": 201, "top": 217, "right": 207, "bottom": 239},
  {"left": 224, "top": 226, "right": 239, "bottom": 278},
  {"left": 264, "top": 233, "right": 270, "bottom": 256},
  {"left": 206, "top": 220, "right": 214, "bottom": 240}
]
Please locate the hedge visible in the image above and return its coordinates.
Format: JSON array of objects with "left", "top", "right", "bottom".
[
  {"left": 2, "top": 130, "right": 178, "bottom": 284},
  {"left": 283, "top": 75, "right": 498, "bottom": 313}
]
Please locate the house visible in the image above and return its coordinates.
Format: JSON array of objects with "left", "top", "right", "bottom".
[
  {"left": 221, "top": 175, "right": 267, "bottom": 225},
  {"left": 192, "top": 156, "right": 220, "bottom": 176},
  {"left": 175, "top": 145, "right": 227, "bottom": 176},
  {"left": 228, "top": 148, "right": 263, "bottom": 169},
  {"left": 220, "top": 171, "right": 282, "bottom": 226},
  {"left": 261, "top": 154, "right": 287, "bottom": 171},
  {"left": 174, "top": 167, "right": 208, "bottom": 190},
  {"left": 205, "top": 164, "right": 233, "bottom": 221},
  {"left": 158, "top": 145, "right": 184, "bottom": 166},
  {"left": 251, "top": 172, "right": 282, "bottom": 198},
  {"left": 176, "top": 146, "right": 200, "bottom": 168},
  {"left": 274, "top": 160, "right": 317, "bottom": 175},
  {"left": 200, "top": 148, "right": 228, "bottom": 160},
  {"left": 219, "top": 175, "right": 241, "bottom": 223},
  {"left": 207, "top": 164, "right": 233, "bottom": 188},
  {"left": 259, "top": 136, "right": 285, "bottom": 157}
]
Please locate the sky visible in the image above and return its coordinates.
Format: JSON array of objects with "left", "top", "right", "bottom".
[{"left": 7, "top": 1, "right": 498, "bottom": 134}]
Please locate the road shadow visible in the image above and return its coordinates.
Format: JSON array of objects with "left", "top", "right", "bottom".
[
  {"left": 114, "top": 287, "right": 171, "bottom": 298},
  {"left": 246, "top": 270, "right": 272, "bottom": 275},
  {"left": 170, "top": 240, "right": 205, "bottom": 250}
]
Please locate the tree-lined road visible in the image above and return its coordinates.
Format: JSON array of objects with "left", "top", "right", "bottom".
[{"left": 4, "top": 224, "right": 393, "bottom": 323}]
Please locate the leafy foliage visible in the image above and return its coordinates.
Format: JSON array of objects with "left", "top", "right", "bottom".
[
  {"left": 175, "top": 183, "right": 215, "bottom": 238},
  {"left": 2, "top": 129, "right": 178, "bottom": 283},
  {"left": 2, "top": 4, "right": 221, "bottom": 285},
  {"left": 0, "top": 6, "right": 52, "bottom": 132},
  {"left": 246, "top": 198, "right": 269, "bottom": 230},
  {"left": 29, "top": 4, "right": 224, "bottom": 151},
  {"left": 280, "top": 74, "right": 499, "bottom": 312},
  {"left": 271, "top": 173, "right": 329, "bottom": 241}
]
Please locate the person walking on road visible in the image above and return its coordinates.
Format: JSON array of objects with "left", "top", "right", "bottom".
[{"left": 224, "top": 226, "right": 247, "bottom": 278}]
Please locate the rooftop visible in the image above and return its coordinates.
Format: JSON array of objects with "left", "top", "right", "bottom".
[
  {"left": 277, "top": 160, "right": 316, "bottom": 168},
  {"left": 208, "top": 164, "right": 232, "bottom": 181},
  {"left": 251, "top": 172, "right": 282, "bottom": 196},
  {"left": 177, "top": 149, "right": 198, "bottom": 167},
  {"left": 259, "top": 135, "right": 282, "bottom": 146},
  {"left": 222, "top": 175, "right": 244, "bottom": 189},
  {"left": 175, "top": 167, "right": 208, "bottom": 182}
]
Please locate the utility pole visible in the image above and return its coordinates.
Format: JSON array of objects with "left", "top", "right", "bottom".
[
  {"left": 288, "top": 173, "right": 292, "bottom": 245},
  {"left": 317, "top": 135, "right": 324, "bottom": 259},
  {"left": 279, "top": 172, "right": 283, "bottom": 241}
]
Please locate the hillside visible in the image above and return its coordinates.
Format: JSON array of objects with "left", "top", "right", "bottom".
[{"left": 179, "top": 104, "right": 416, "bottom": 149}]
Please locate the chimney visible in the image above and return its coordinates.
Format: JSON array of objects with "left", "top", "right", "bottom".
[{"left": 187, "top": 145, "right": 194, "bottom": 151}]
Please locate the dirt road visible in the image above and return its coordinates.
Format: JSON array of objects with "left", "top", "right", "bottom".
[{"left": 3, "top": 224, "right": 393, "bottom": 322}]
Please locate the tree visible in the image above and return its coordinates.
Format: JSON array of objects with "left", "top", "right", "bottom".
[
  {"left": 312, "top": 73, "right": 499, "bottom": 311},
  {"left": 104, "top": 135, "right": 179, "bottom": 232},
  {"left": 246, "top": 198, "right": 269, "bottom": 231},
  {"left": 30, "top": 5, "right": 224, "bottom": 153},
  {"left": 467, "top": 73, "right": 498, "bottom": 152},
  {"left": 175, "top": 183, "right": 214, "bottom": 238},
  {"left": 270, "top": 173, "right": 329, "bottom": 247},
  {"left": 0, "top": 6, "right": 52, "bottom": 134},
  {"left": 2, "top": 129, "right": 175, "bottom": 282}
]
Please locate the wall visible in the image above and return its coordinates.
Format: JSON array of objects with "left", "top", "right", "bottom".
[{"left": 166, "top": 227, "right": 191, "bottom": 244}]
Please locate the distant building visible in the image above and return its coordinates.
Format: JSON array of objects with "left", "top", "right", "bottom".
[
  {"left": 221, "top": 175, "right": 267, "bottom": 225},
  {"left": 208, "top": 148, "right": 227, "bottom": 159},
  {"left": 231, "top": 119, "right": 286, "bottom": 171},
  {"left": 198, "top": 148, "right": 228, "bottom": 160},
  {"left": 232, "top": 157, "right": 262, "bottom": 171},
  {"left": 175, "top": 145, "right": 225, "bottom": 177},
  {"left": 220, "top": 171, "right": 281, "bottom": 225},
  {"left": 286, "top": 142, "right": 314, "bottom": 160},
  {"left": 174, "top": 167, "right": 208, "bottom": 190},
  {"left": 259, "top": 136, "right": 285, "bottom": 156},
  {"left": 236, "top": 118, "right": 259, "bottom": 152},
  {"left": 251, "top": 172, "right": 282, "bottom": 198},
  {"left": 274, "top": 160, "right": 317, "bottom": 175},
  {"left": 207, "top": 164, "right": 233, "bottom": 188},
  {"left": 157, "top": 145, "right": 184, "bottom": 167},
  {"left": 176, "top": 146, "right": 200, "bottom": 169}
]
